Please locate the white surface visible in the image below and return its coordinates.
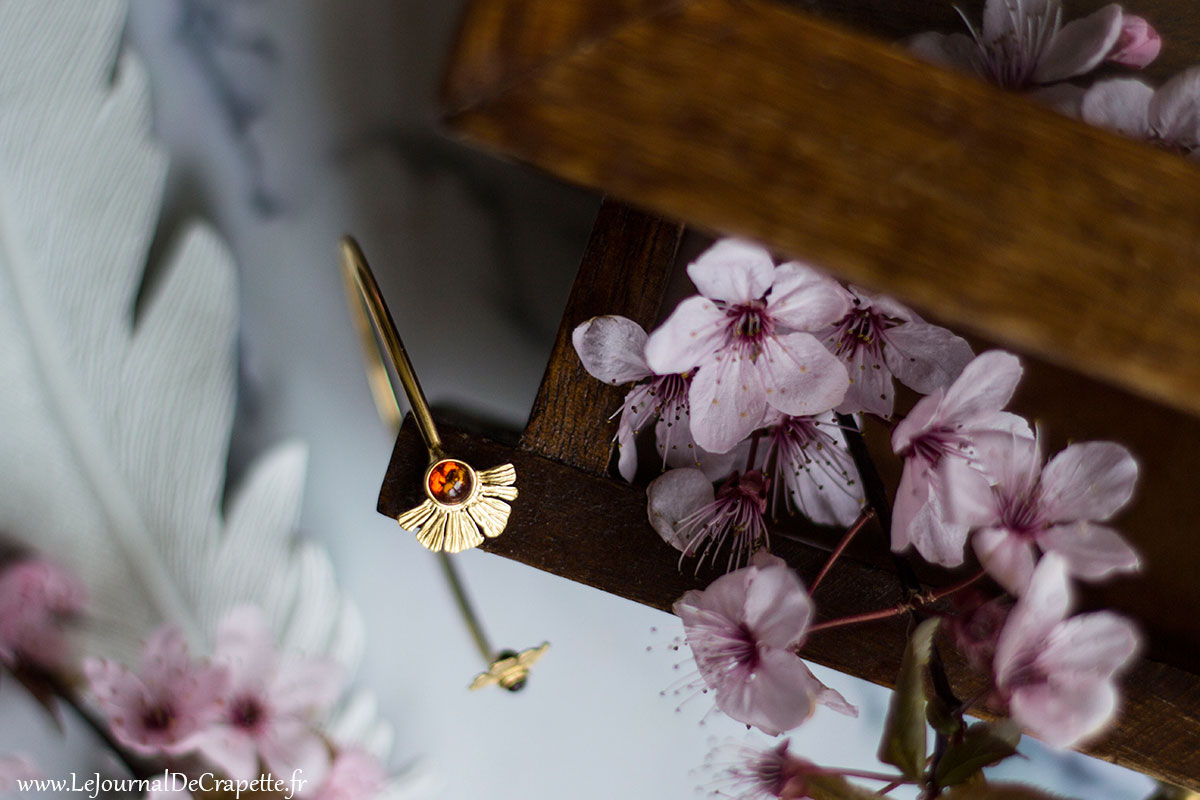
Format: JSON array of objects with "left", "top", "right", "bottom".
[{"left": 0, "top": 1, "right": 1159, "bottom": 798}]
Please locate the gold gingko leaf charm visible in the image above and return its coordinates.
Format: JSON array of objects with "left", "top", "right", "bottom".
[
  {"left": 469, "top": 642, "right": 549, "bottom": 692},
  {"left": 396, "top": 459, "right": 518, "bottom": 553}
]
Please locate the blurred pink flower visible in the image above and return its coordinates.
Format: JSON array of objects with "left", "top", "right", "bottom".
[
  {"left": 572, "top": 315, "right": 736, "bottom": 481},
  {"left": 1082, "top": 68, "right": 1200, "bottom": 157},
  {"left": 965, "top": 435, "right": 1140, "bottom": 595},
  {"left": 706, "top": 739, "right": 818, "bottom": 800},
  {"left": 891, "top": 351, "right": 1033, "bottom": 567},
  {"left": 1107, "top": 15, "right": 1161, "bottom": 67},
  {"left": 190, "top": 607, "right": 342, "bottom": 790},
  {"left": 994, "top": 554, "right": 1139, "bottom": 748},
  {"left": 84, "top": 626, "right": 229, "bottom": 756},
  {"left": 648, "top": 468, "right": 771, "bottom": 572},
  {"left": 760, "top": 411, "right": 864, "bottom": 527},
  {"left": 645, "top": 240, "right": 850, "bottom": 455},
  {"left": 0, "top": 559, "right": 86, "bottom": 669},
  {"left": 948, "top": 589, "right": 1012, "bottom": 674},
  {"left": 0, "top": 753, "right": 41, "bottom": 791},
  {"left": 908, "top": 0, "right": 1126, "bottom": 90},
  {"left": 674, "top": 552, "right": 855, "bottom": 735},
  {"left": 818, "top": 286, "right": 973, "bottom": 418},
  {"left": 314, "top": 749, "right": 387, "bottom": 800}
]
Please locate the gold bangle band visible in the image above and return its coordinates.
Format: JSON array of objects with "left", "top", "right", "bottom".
[{"left": 337, "top": 235, "right": 546, "bottom": 691}]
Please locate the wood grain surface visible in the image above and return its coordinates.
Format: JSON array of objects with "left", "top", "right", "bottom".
[
  {"left": 520, "top": 199, "right": 681, "bottom": 474},
  {"left": 442, "top": 0, "right": 1200, "bottom": 422},
  {"left": 378, "top": 415, "right": 1200, "bottom": 790}
]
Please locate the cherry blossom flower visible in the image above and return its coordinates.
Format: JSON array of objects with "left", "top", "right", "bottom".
[
  {"left": 0, "top": 754, "right": 40, "bottom": 792},
  {"left": 645, "top": 239, "right": 851, "bottom": 455},
  {"left": 1108, "top": 15, "right": 1161, "bottom": 67},
  {"left": 705, "top": 740, "right": 818, "bottom": 800},
  {"left": 84, "top": 626, "right": 229, "bottom": 756},
  {"left": 674, "top": 552, "right": 856, "bottom": 735},
  {"left": 891, "top": 351, "right": 1033, "bottom": 567},
  {"left": 314, "top": 749, "right": 388, "bottom": 800},
  {"left": 818, "top": 286, "right": 973, "bottom": 418},
  {"left": 963, "top": 433, "right": 1140, "bottom": 596},
  {"left": 190, "top": 607, "right": 343, "bottom": 790},
  {"left": 0, "top": 559, "right": 86, "bottom": 670},
  {"left": 759, "top": 411, "right": 864, "bottom": 527},
  {"left": 994, "top": 554, "right": 1139, "bottom": 748},
  {"left": 1082, "top": 68, "right": 1200, "bottom": 158},
  {"left": 572, "top": 315, "right": 736, "bottom": 481},
  {"left": 648, "top": 467, "right": 770, "bottom": 572},
  {"left": 908, "top": 0, "right": 1133, "bottom": 91}
]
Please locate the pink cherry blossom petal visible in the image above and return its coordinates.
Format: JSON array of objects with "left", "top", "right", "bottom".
[
  {"left": 759, "top": 333, "right": 848, "bottom": 418},
  {"left": 838, "top": 345, "right": 894, "bottom": 418},
  {"left": 193, "top": 727, "right": 260, "bottom": 782},
  {"left": 1010, "top": 678, "right": 1117, "bottom": 749},
  {"left": 1082, "top": 78, "right": 1154, "bottom": 136},
  {"left": 714, "top": 647, "right": 818, "bottom": 736},
  {"left": 648, "top": 468, "right": 715, "bottom": 552},
  {"left": 1033, "top": 3, "right": 1123, "bottom": 84},
  {"left": 316, "top": 749, "right": 388, "bottom": 800},
  {"left": 1039, "top": 441, "right": 1137, "bottom": 523},
  {"left": 1150, "top": 66, "right": 1200, "bottom": 149},
  {"left": 214, "top": 607, "right": 278, "bottom": 688},
  {"left": 765, "top": 263, "right": 851, "bottom": 331},
  {"left": 1039, "top": 612, "right": 1140, "bottom": 679},
  {"left": 742, "top": 561, "right": 814, "bottom": 650},
  {"left": 890, "top": 388, "right": 943, "bottom": 455},
  {"left": 940, "top": 351, "right": 1024, "bottom": 426},
  {"left": 686, "top": 239, "right": 776, "bottom": 305},
  {"left": 644, "top": 296, "right": 728, "bottom": 375},
  {"left": 571, "top": 316, "right": 651, "bottom": 385},
  {"left": 261, "top": 719, "right": 332, "bottom": 790},
  {"left": 689, "top": 352, "right": 768, "bottom": 454},
  {"left": 883, "top": 322, "right": 974, "bottom": 396},
  {"left": 994, "top": 554, "right": 1072, "bottom": 686},
  {"left": 973, "top": 527, "right": 1038, "bottom": 596},
  {"left": 272, "top": 657, "right": 344, "bottom": 717},
  {"left": 1036, "top": 521, "right": 1140, "bottom": 582}
]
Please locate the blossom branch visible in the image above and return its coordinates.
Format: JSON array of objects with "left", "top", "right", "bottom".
[{"left": 811, "top": 508, "right": 876, "bottom": 592}]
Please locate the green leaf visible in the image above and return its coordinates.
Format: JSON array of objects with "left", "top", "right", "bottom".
[
  {"left": 806, "top": 774, "right": 886, "bottom": 800},
  {"left": 935, "top": 720, "right": 1022, "bottom": 788},
  {"left": 877, "top": 617, "right": 939, "bottom": 781},
  {"left": 942, "top": 784, "right": 1071, "bottom": 799},
  {"left": 925, "top": 691, "right": 962, "bottom": 738}
]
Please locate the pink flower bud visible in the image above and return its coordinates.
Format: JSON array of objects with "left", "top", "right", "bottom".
[{"left": 1108, "top": 16, "right": 1161, "bottom": 69}]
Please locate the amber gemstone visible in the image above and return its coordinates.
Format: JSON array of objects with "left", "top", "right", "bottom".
[{"left": 427, "top": 459, "right": 474, "bottom": 505}]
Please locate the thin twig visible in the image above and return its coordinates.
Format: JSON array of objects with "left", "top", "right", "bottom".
[{"left": 811, "top": 507, "right": 876, "bottom": 592}]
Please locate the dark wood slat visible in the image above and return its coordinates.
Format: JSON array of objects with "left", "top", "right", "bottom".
[
  {"left": 442, "top": 0, "right": 1200, "bottom": 422},
  {"left": 378, "top": 416, "right": 1200, "bottom": 791},
  {"left": 520, "top": 200, "right": 682, "bottom": 474}
]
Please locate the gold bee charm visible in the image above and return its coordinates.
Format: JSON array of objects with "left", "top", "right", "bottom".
[
  {"left": 397, "top": 459, "right": 518, "bottom": 553},
  {"left": 469, "top": 643, "right": 550, "bottom": 692}
]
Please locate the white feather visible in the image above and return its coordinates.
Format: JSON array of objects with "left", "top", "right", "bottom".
[{"left": 0, "top": 0, "right": 396, "bottom": 766}]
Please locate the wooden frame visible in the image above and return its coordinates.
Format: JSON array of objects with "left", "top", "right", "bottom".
[
  {"left": 441, "top": 0, "right": 1200, "bottom": 422},
  {"left": 406, "top": 0, "right": 1200, "bottom": 789}
]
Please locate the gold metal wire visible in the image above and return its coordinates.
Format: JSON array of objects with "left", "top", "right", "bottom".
[{"left": 337, "top": 235, "right": 545, "bottom": 688}]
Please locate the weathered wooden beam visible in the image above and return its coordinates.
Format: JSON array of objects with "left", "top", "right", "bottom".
[
  {"left": 442, "top": 0, "right": 1200, "bottom": 421},
  {"left": 378, "top": 415, "right": 1200, "bottom": 790},
  {"left": 520, "top": 199, "right": 682, "bottom": 474}
]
